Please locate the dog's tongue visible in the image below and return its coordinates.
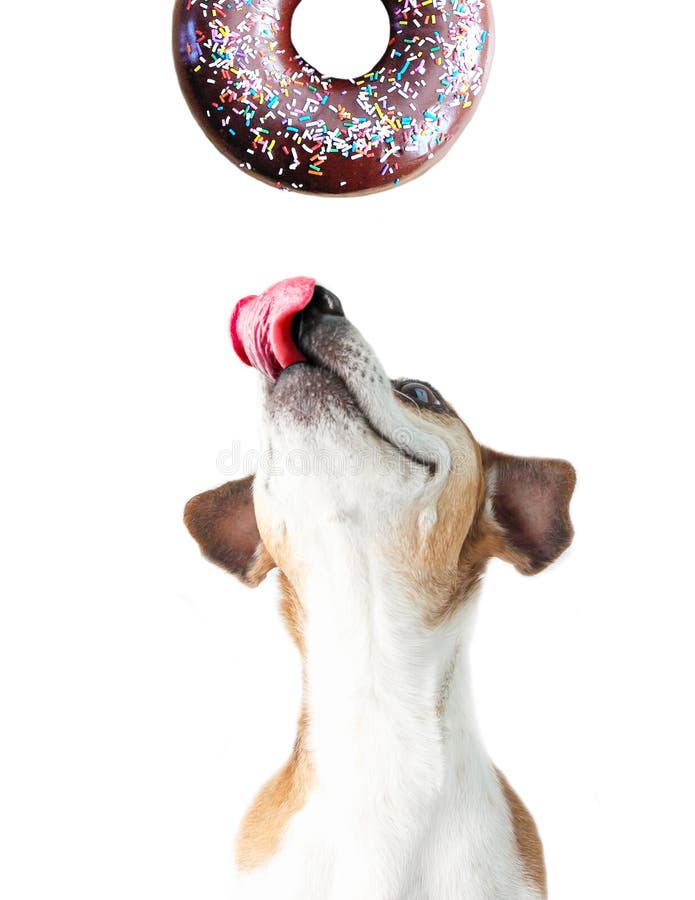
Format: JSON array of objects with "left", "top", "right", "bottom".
[{"left": 230, "top": 276, "right": 316, "bottom": 381}]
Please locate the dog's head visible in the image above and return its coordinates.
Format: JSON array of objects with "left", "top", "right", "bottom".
[{"left": 185, "top": 279, "right": 575, "bottom": 621}]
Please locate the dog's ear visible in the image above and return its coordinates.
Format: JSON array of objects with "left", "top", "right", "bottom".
[
  {"left": 481, "top": 448, "right": 576, "bottom": 575},
  {"left": 184, "top": 476, "right": 275, "bottom": 587}
]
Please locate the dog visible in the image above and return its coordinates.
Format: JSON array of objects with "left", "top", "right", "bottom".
[{"left": 184, "top": 280, "right": 575, "bottom": 900}]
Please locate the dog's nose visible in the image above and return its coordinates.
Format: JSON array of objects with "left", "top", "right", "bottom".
[
  {"left": 292, "top": 285, "right": 345, "bottom": 347},
  {"left": 309, "top": 285, "right": 345, "bottom": 317}
]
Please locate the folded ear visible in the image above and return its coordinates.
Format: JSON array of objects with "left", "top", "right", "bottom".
[
  {"left": 183, "top": 475, "right": 275, "bottom": 587},
  {"left": 481, "top": 448, "right": 576, "bottom": 575}
]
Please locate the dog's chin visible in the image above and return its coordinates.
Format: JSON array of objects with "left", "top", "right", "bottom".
[{"left": 263, "top": 361, "right": 368, "bottom": 432}]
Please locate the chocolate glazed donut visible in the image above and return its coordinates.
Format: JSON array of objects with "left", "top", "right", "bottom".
[{"left": 173, "top": 0, "right": 493, "bottom": 196}]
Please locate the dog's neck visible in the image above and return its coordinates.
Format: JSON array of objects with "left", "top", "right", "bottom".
[
  {"left": 255, "top": 542, "right": 523, "bottom": 899},
  {"left": 238, "top": 532, "right": 543, "bottom": 898},
  {"left": 290, "top": 529, "right": 483, "bottom": 813}
]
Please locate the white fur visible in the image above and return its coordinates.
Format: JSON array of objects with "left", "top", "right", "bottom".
[
  {"left": 236, "top": 571, "right": 539, "bottom": 900},
  {"left": 244, "top": 470, "right": 539, "bottom": 897},
  {"left": 235, "top": 317, "right": 542, "bottom": 899}
]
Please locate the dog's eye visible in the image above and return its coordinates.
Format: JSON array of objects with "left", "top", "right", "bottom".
[{"left": 397, "top": 382, "right": 442, "bottom": 407}]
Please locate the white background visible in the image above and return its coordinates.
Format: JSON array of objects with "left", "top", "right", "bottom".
[{"left": 2, "top": 0, "right": 694, "bottom": 897}]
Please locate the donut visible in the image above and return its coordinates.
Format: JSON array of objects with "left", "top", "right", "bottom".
[{"left": 172, "top": 0, "right": 493, "bottom": 196}]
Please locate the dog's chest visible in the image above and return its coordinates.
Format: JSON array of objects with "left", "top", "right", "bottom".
[{"left": 236, "top": 748, "right": 539, "bottom": 900}]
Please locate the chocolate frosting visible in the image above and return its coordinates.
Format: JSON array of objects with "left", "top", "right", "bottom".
[{"left": 173, "top": 0, "right": 493, "bottom": 196}]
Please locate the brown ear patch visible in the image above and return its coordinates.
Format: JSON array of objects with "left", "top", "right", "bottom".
[
  {"left": 184, "top": 476, "right": 274, "bottom": 586},
  {"left": 482, "top": 449, "right": 576, "bottom": 575}
]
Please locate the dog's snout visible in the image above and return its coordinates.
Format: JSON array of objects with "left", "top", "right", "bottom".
[{"left": 292, "top": 285, "right": 345, "bottom": 346}]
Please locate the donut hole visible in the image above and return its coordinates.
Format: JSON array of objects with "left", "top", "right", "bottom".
[{"left": 291, "top": 0, "right": 391, "bottom": 80}]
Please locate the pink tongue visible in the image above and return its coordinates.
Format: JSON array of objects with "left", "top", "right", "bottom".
[{"left": 230, "top": 276, "right": 316, "bottom": 381}]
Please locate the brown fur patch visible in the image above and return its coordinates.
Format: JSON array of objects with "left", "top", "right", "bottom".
[
  {"left": 235, "top": 711, "right": 313, "bottom": 871},
  {"left": 244, "top": 543, "right": 277, "bottom": 587},
  {"left": 278, "top": 573, "right": 307, "bottom": 656},
  {"left": 393, "top": 410, "right": 486, "bottom": 627},
  {"left": 235, "top": 576, "right": 312, "bottom": 871},
  {"left": 497, "top": 769, "right": 547, "bottom": 897}
]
